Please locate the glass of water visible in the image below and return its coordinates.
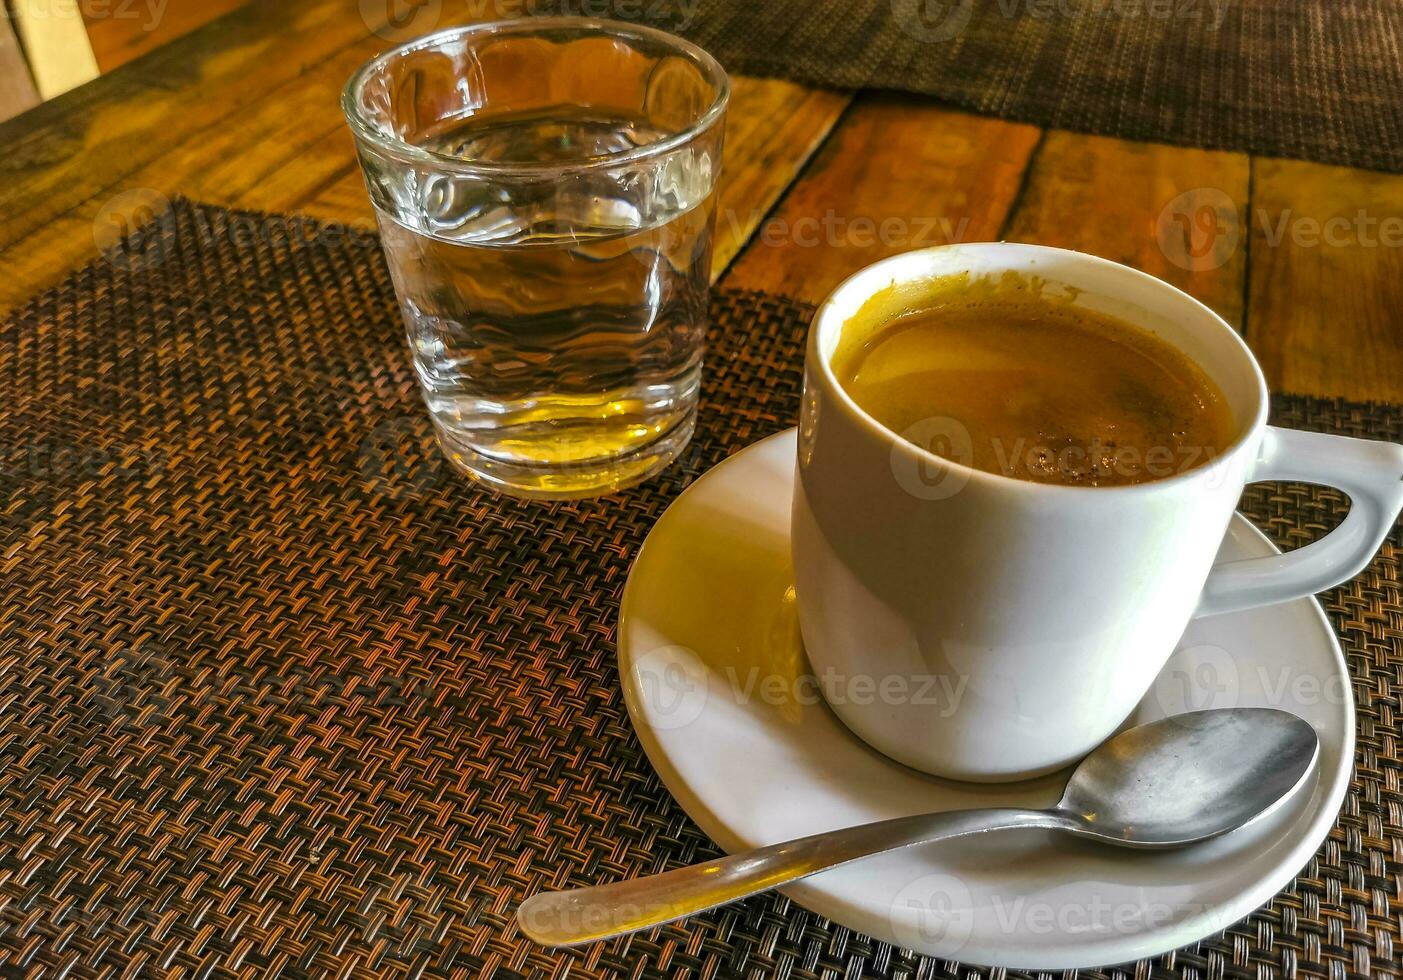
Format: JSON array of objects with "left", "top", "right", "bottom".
[{"left": 342, "top": 18, "right": 729, "bottom": 499}]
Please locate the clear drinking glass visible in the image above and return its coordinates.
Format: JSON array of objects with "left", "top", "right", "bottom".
[{"left": 342, "top": 18, "right": 729, "bottom": 499}]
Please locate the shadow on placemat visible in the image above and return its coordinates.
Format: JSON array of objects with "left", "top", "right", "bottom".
[{"left": 0, "top": 199, "right": 1397, "bottom": 978}]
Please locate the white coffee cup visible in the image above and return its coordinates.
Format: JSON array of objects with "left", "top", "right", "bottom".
[{"left": 792, "top": 243, "right": 1403, "bottom": 782}]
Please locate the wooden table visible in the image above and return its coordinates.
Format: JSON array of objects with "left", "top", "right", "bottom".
[{"left": 2, "top": 0, "right": 1400, "bottom": 406}]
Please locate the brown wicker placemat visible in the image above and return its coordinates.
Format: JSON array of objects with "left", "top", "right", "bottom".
[
  {"left": 519, "top": 0, "right": 1403, "bottom": 173},
  {"left": 0, "top": 199, "right": 1398, "bottom": 978}
]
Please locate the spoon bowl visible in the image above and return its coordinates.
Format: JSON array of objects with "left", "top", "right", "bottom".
[{"left": 1056, "top": 707, "right": 1319, "bottom": 846}]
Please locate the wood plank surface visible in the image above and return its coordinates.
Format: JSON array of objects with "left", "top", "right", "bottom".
[
  {"left": 0, "top": 71, "right": 848, "bottom": 310},
  {"left": 1246, "top": 158, "right": 1403, "bottom": 403},
  {"left": 708, "top": 80, "right": 851, "bottom": 278},
  {"left": 0, "top": 0, "right": 462, "bottom": 304},
  {"left": 0, "top": 20, "right": 385, "bottom": 308},
  {"left": 1001, "top": 131, "right": 1250, "bottom": 329},
  {"left": 0, "top": 3, "right": 846, "bottom": 309},
  {"left": 0, "top": 0, "right": 367, "bottom": 252},
  {"left": 723, "top": 93, "right": 1041, "bottom": 303},
  {"left": 84, "top": 0, "right": 248, "bottom": 73}
]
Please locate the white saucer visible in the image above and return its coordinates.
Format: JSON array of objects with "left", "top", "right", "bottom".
[{"left": 618, "top": 429, "right": 1353, "bottom": 970}]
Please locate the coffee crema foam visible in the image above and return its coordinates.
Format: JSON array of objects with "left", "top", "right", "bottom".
[{"left": 833, "top": 274, "right": 1236, "bottom": 487}]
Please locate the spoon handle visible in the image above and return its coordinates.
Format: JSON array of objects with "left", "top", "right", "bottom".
[{"left": 517, "top": 807, "right": 1070, "bottom": 946}]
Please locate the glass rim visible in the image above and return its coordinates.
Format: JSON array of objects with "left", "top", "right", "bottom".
[{"left": 340, "top": 16, "right": 731, "bottom": 178}]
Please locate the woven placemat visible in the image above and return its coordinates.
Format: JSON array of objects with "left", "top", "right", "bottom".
[
  {"left": 522, "top": 0, "right": 1403, "bottom": 173},
  {"left": 0, "top": 199, "right": 1398, "bottom": 978}
]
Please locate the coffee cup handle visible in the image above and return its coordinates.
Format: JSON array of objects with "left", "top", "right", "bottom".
[{"left": 1195, "top": 426, "right": 1403, "bottom": 618}]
